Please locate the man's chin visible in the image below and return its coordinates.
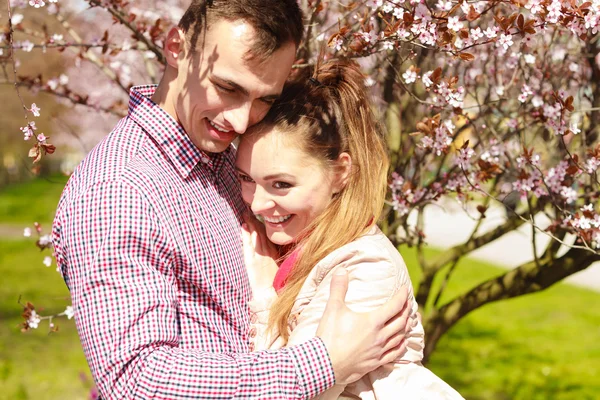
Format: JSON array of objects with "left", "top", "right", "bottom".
[{"left": 196, "top": 138, "right": 235, "bottom": 154}]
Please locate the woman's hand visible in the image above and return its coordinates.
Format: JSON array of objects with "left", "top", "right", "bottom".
[{"left": 241, "top": 214, "right": 279, "bottom": 293}]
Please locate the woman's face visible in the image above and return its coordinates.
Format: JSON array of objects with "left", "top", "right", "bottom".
[{"left": 235, "top": 128, "right": 341, "bottom": 245}]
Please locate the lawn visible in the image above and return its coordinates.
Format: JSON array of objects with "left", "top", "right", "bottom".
[
  {"left": 0, "top": 239, "right": 92, "bottom": 400},
  {"left": 0, "top": 175, "right": 68, "bottom": 226},
  {"left": 401, "top": 249, "right": 600, "bottom": 400},
  {"left": 1, "top": 177, "right": 599, "bottom": 399}
]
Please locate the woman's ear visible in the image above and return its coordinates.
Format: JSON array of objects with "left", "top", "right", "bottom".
[
  {"left": 164, "top": 27, "right": 186, "bottom": 69},
  {"left": 332, "top": 152, "right": 352, "bottom": 194}
]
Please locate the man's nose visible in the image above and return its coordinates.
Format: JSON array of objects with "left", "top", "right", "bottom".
[{"left": 224, "top": 102, "right": 253, "bottom": 134}]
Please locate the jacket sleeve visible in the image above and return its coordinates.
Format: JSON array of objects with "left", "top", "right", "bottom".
[
  {"left": 248, "top": 286, "right": 279, "bottom": 350},
  {"left": 285, "top": 247, "right": 417, "bottom": 400},
  {"left": 53, "top": 180, "right": 334, "bottom": 400},
  {"left": 284, "top": 244, "right": 463, "bottom": 400}
]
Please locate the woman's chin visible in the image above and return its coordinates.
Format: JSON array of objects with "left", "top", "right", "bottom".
[{"left": 267, "top": 232, "right": 295, "bottom": 246}]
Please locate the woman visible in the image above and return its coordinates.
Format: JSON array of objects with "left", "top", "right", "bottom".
[{"left": 235, "top": 60, "right": 463, "bottom": 399}]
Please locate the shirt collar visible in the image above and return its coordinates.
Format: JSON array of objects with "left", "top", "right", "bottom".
[{"left": 127, "top": 85, "right": 231, "bottom": 179}]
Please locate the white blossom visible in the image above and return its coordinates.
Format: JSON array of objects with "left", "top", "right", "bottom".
[{"left": 28, "top": 310, "right": 41, "bottom": 329}]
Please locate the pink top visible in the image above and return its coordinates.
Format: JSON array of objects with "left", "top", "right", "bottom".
[{"left": 273, "top": 249, "right": 299, "bottom": 292}]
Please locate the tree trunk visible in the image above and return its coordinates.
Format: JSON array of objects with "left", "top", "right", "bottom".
[{"left": 421, "top": 247, "right": 599, "bottom": 363}]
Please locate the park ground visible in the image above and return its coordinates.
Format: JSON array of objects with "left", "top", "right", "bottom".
[{"left": 0, "top": 176, "right": 599, "bottom": 399}]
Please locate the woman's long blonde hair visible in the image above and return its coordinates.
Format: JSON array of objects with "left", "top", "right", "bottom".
[{"left": 248, "top": 60, "right": 390, "bottom": 342}]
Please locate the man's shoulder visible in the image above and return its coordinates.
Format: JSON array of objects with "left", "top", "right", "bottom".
[{"left": 59, "top": 116, "right": 156, "bottom": 205}]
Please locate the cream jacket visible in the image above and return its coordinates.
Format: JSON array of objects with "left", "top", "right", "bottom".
[{"left": 249, "top": 227, "right": 463, "bottom": 400}]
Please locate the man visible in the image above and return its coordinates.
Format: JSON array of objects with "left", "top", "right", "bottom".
[{"left": 52, "top": 1, "right": 410, "bottom": 398}]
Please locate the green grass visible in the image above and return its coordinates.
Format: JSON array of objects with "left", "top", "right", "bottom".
[
  {"left": 400, "top": 247, "right": 600, "bottom": 400},
  {"left": 0, "top": 176, "right": 68, "bottom": 225},
  {"left": 0, "top": 239, "right": 91, "bottom": 400},
  {"left": 1, "top": 177, "right": 599, "bottom": 399}
]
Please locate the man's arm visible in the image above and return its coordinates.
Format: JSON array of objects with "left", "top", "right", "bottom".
[{"left": 53, "top": 180, "right": 334, "bottom": 400}]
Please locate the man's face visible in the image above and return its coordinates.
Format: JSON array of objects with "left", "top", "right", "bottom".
[{"left": 170, "top": 20, "right": 296, "bottom": 153}]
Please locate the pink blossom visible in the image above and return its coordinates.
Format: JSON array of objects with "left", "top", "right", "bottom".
[
  {"left": 330, "top": 36, "right": 344, "bottom": 51},
  {"left": 470, "top": 27, "right": 484, "bottom": 41},
  {"left": 518, "top": 84, "right": 533, "bottom": 103},
  {"left": 524, "top": 54, "right": 536, "bottom": 64},
  {"left": 420, "top": 136, "right": 434, "bottom": 150},
  {"left": 360, "top": 30, "right": 379, "bottom": 44},
  {"left": 547, "top": 0, "right": 563, "bottom": 24},
  {"left": 545, "top": 161, "right": 569, "bottom": 193},
  {"left": 27, "top": 310, "right": 41, "bottom": 329},
  {"left": 30, "top": 103, "right": 41, "bottom": 117},
  {"left": 569, "top": 122, "right": 581, "bottom": 135},
  {"left": 37, "top": 133, "right": 47, "bottom": 142},
  {"left": 422, "top": 71, "right": 434, "bottom": 88},
  {"left": 498, "top": 34, "right": 514, "bottom": 50},
  {"left": 367, "top": 0, "right": 383, "bottom": 9},
  {"left": 512, "top": 168, "right": 542, "bottom": 199},
  {"left": 415, "top": 4, "right": 430, "bottom": 22},
  {"left": 21, "top": 124, "right": 35, "bottom": 140},
  {"left": 448, "top": 17, "right": 463, "bottom": 32},
  {"left": 432, "top": 125, "right": 453, "bottom": 156},
  {"left": 455, "top": 147, "right": 475, "bottom": 170},
  {"left": 47, "top": 78, "right": 59, "bottom": 90},
  {"left": 419, "top": 29, "right": 438, "bottom": 46},
  {"left": 397, "top": 28, "right": 410, "bottom": 39},
  {"left": 480, "top": 139, "right": 505, "bottom": 164},
  {"left": 402, "top": 68, "right": 417, "bottom": 84},
  {"left": 585, "top": 157, "right": 600, "bottom": 173},
  {"left": 436, "top": 0, "right": 452, "bottom": 11},
  {"left": 484, "top": 27, "right": 498, "bottom": 39},
  {"left": 393, "top": 7, "right": 404, "bottom": 20},
  {"left": 38, "top": 234, "right": 51, "bottom": 246},
  {"left": 560, "top": 186, "right": 578, "bottom": 204},
  {"left": 506, "top": 119, "right": 519, "bottom": 130},
  {"left": 382, "top": 41, "right": 394, "bottom": 51},
  {"left": 20, "top": 40, "right": 34, "bottom": 52},
  {"left": 543, "top": 103, "right": 561, "bottom": 120},
  {"left": 11, "top": 14, "right": 24, "bottom": 24},
  {"left": 63, "top": 306, "right": 75, "bottom": 320},
  {"left": 531, "top": 95, "right": 544, "bottom": 108},
  {"left": 525, "top": 0, "right": 543, "bottom": 15},
  {"left": 29, "top": 0, "right": 45, "bottom": 8}
]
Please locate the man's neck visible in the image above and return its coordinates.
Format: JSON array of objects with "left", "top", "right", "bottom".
[{"left": 151, "top": 70, "right": 178, "bottom": 122}]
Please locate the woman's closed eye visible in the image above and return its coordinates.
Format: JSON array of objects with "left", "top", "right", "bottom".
[
  {"left": 237, "top": 173, "right": 254, "bottom": 183},
  {"left": 273, "top": 181, "right": 293, "bottom": 189}
]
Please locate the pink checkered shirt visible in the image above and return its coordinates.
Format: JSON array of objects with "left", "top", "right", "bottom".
[{"left": 52, "top": 85, "right": 335, "bottom": 399}]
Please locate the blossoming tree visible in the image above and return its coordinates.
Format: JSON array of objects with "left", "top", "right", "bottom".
[{"left": 3, "top": 0, "right": 599, "bottom": 360}]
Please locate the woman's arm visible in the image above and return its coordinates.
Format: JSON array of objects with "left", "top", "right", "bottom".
[{"left": 286, "top": 247, "right": 413, "bottom": 400}]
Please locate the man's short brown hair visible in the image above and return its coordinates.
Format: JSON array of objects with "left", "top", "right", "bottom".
[{"left": 178, "top": 0, "right": 304, "bottom": 58}]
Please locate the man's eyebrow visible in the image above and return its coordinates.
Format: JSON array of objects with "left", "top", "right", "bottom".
[{"left": 213, "top": 75, "right": 280, "bottom": 102}]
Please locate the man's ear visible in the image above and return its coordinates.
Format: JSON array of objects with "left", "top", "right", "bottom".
[
  {"left": 332, "top": 152, "right": 352, "bottom": 194},
  {"left": 164, "top": 27, "right": 186, "bottom": 69}
]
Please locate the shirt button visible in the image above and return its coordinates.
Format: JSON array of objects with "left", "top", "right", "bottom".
[
  {"left": 248, "top": 326, "right": 257, "bottom": 338},
  {"left": 201, "top": 156, "right": 210, "bottom": 164},
  {"left": 250, "top": 312, "right": 258, "bottom": 323}
]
